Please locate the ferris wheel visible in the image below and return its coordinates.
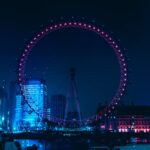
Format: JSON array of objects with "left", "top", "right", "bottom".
[{"left": 18, "top": 20, "right": 128, "bottom": 126}]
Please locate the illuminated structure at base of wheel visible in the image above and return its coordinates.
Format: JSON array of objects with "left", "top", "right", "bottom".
[
  {"left": 18, "top": 21, "right": 128, "bottom": 124},
  {"left": 64, "top": 68, "right": 82, "bottom": 127}
]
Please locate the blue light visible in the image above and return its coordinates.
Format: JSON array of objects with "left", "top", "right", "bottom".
[
  {"left": 13, "top": 95, "right": 23, "bottom": 132},
  {"left": 22, "top": 80, "right": 47, "bottom": 129},
  {"left": 12, "top": 79, "right": 48, "bottom": 132}
]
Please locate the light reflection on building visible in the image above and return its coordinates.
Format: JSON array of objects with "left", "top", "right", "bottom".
[
  {"left": 98, "top": 106, "right": 150, "bottom": 133},
  {"left": 12, "top": 79, "right": 48, "bottom": 132},
  {"left": 22, "top": 79, "right": 48, "bottom": 129}
]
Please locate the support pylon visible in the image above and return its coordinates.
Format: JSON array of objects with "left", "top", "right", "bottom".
[{"left": 64, "top": 68, "right": 81, "bottom": 128}]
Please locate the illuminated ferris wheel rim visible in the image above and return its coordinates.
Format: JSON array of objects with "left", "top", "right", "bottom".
[{"left": 18, "top": 21, "right": 128, "bottom": 122}]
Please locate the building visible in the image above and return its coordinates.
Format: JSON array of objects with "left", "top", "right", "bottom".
[
  {"left": 46, "top": 96, "right": 51, "bottom": 121},
  {"left": 13, "top": 94, "right": 23, "bottom": 131},
  {"left": 0, "top": 87, "right": 8, "bottom": 131},
  {"left": 22, "top": 79, "right": 48, "bottom": 129},
  {"left": 9, "top": 81, "right": 23, "bottom": 131},
  {"left": 50, "top": 94, "right": 66, "bottom": 121},
  {"left": 97, "top": 105, "right": 150, "bottom": 133}
]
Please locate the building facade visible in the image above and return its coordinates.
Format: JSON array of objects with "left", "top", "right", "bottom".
[
  {"left": 11, "top": 79, "right": 48, "bottom": 132},
  {"left": 50, "top": 94, "right": 66, "bottom": 121},
  {"left": 22, "top": 79, "right": 48, "bottom": 129},
  {"left": 97, "top": 106, "right": 150, "bottom": 133},
  {"left": 0, "top": 87, "right": 8, "bottom": 131}
]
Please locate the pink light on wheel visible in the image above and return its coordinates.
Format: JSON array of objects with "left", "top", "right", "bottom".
[
  {"left": 64, "top": 22, "right": 67, "bottom": 26},
  {"left": 97, "top": 29, "right": 100, "bottom": 32},
  {"left": 78, "top": 23, "right": 82, "bottom": 26},
  {"left": 88, "top": 25, "right": 91, "bottom": 28},
  {"left": 73, "top": 22, "right": 77, "bottom": 25}
]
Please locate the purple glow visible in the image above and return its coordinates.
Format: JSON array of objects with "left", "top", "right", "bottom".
[
  {"left": 93, "top": 27, "right": 96, "bottom": 30},
  {"left": 64, "top": 22, "right": 67, "bottom": 26},
  {"left": 78, "top": 23, "right": 82, "bottom": 26},
  {"left": 97, "top": 29, "right": 100, "bottom": 32},
  {"left": 88, "top": 25, "right": 91, "bottom": 28},
  {"left": 74, "top": 22, "right": 77, "bottom": 25}
]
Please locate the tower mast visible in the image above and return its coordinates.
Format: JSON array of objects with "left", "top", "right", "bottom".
[{"left": 64, "top": 68, "right": 82, "bottom": 127}]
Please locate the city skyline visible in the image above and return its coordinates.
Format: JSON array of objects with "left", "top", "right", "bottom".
[
  {"left": 0, "top": 1, "right": 150, "bottom": 106},
  {"left": 0, "top": 1, "right": 150, "bottom": 149}
]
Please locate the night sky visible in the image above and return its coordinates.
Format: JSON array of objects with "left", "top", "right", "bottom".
[{"left": 0, "top": 0, "right": 150, "bottom": 118}]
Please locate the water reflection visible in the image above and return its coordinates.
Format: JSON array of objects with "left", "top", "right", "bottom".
[
  {"left": 116, "top": 144, "right": 150, "bottom": 150},
  {"left": 15, "top": 140, "right": 89, "bottom": 150},
  {"left": 11, "top": 139, "right": 150, "bottom": 150}
]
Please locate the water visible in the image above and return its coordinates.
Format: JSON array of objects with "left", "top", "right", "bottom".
[
  {"left": 12, "top": 140, "right": 89, "bottom": 150},
  {"left": 8, "top": 140, "right": 150, "bottom": 150},
  {"left": 116, "top": 144, "right": 150, "bottom": 150}
]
